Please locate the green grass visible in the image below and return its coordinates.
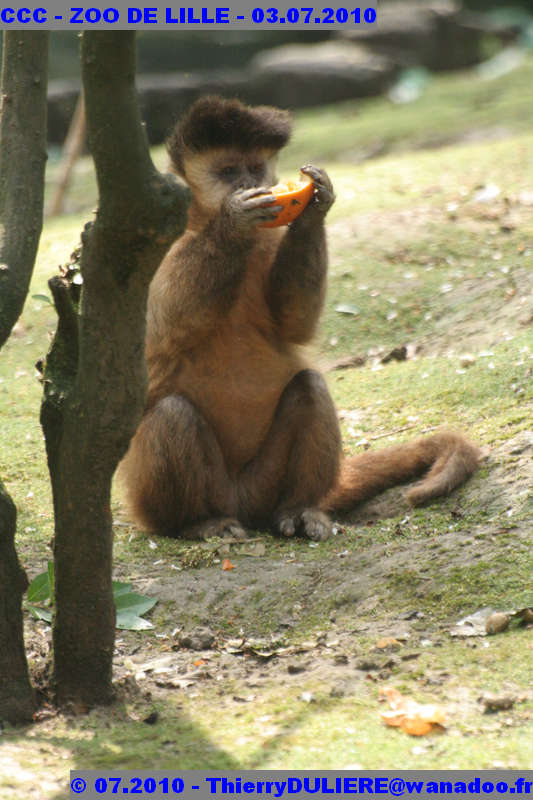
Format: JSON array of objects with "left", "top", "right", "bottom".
[
  {"left": 281, "top": 54, "right": 533, "bottom": 166},
  {"left": 1, "top": 56, "right": 533, "bottom": 792}
]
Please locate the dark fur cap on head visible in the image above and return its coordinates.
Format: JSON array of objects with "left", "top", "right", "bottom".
[{"left": 167, "top": 96, "right": 292, "bottom": 175}]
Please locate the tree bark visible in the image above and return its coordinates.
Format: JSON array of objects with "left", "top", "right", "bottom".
[
  {"left": 0, "top": 481, "right": 35, "bottom": 723},
  {"left": 0, "top": 31, "right": 49, "bottom": 724},
  {"left": 40, "top": 32, "right": 189, "bottom": 710},
  {"left": 0, "top": 32, "right": 49, "bottom": 349}
]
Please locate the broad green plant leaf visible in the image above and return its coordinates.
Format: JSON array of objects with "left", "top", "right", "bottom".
[
  {"left": 26, "top": 570, "right": 51, "bottom": 603},
  {"left": 115, "top": 591, "right": 157, "bottom": 617},
  {"left": 112, "top": 580, "right": 133, "bottom": 597},
  {"left": 26, "top": 605, "right": 53, "bottom": 623},
  {"left": 116, "top": 613, "right": 154, "bottom": 631},
  {"left": 25, "top": 564, "right": 157, "bottom": 631}
]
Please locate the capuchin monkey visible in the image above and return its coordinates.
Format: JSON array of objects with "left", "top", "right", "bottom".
[{"left": 120, "top": 96, "right": 480, "bottom": 541}]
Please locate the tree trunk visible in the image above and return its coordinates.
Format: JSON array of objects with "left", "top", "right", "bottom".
[
  {"left": 0, "top": 481, "right": 35, "bottom": 723},
  {"left": 0, "top": 32, "right": 49, "bottom": 349},
  {"left": 40, "top": 32, "right": 189, "bottom": 710},
  {"left": 0, "top": 31, "right": 49, "bottom": 724}
]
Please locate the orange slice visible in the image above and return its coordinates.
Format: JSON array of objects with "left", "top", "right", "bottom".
[{"left": 260, "top": 177, "right": 314, "bottom": 228}]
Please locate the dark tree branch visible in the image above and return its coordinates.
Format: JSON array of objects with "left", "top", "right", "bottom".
[
  {"left": 0, "top": 31, "right": 48, "bottom": 725},
  {"left": 0, "top": 32, "right": 49, "bottom": 349},
  {"left": 81, "top": 33, "right": 154, "bottom": 223},
  {"left": 40, "top": 32, "right": 189, "bottom": 709}
]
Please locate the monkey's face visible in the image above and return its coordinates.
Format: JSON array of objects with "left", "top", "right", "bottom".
[{"left": 183, "top": 147, "right": 279, "bottom": 215}]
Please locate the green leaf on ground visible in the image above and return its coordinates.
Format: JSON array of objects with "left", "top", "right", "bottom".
[{"left": 25, "top": 564, "right": 157, "bottom": 630}]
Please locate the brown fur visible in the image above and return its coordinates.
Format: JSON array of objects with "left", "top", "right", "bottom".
[
  {"left": 322, "top": 430, "right": 480, "bottom": 513},
  {"left": 167, "top": 96, "right": 292, "bottom": 177},
  {"left": 121, "top": 97, "right": 480, "bottom": 541}
]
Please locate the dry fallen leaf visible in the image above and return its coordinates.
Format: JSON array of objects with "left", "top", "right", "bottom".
[
  {"left": 379, "top": 686, "right": 446, "bottom": 736},
  {"left": 235, "top": 541, "right": 266, "bottom": 557},
  {"left": 222, "top": 558, "right": 235, "bottom": 571},
  {"left": 374, "top": 637, "right": 402, "bottom": 651},
  {"left": 335, "top": 303, "right": 360, "bottom": 316},
  {"left": 473, "top": 183, "right": 500, "bottom": 203}
]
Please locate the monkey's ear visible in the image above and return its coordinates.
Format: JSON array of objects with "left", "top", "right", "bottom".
[{"left": 167, "top": 96, "right": 292, "bottom": 176}]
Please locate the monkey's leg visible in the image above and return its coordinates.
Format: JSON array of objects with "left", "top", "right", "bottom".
[
  {"left": 238, "top": 369, "right": 342, "bottom": 541},
  {"left": 123, "top": 395, "right": 245, "bottom": 539}
]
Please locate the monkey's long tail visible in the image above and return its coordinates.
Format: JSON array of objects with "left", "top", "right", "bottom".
[{"left": 322, "top": 429, "right": 480, "bottom": 512}]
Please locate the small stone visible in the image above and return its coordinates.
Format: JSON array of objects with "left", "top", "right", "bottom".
[
  {"left": 287, "top": 663, "right": 307, "bottom": 675},
  {"left": 481, "top": 694, "right": 516, "bottom": 713},
  {"left": 400, "top": 651, "right": 421, "bottom": 662},
  {"left": 177, "top": 627, "right": 215, "bottom": 650},
  {"left": 398, "top": 610, "right": 423, "bottom": 620},
  {"left": 355, "top": 658, "right": 382, "bottom": 672},
  {"left": 485, "top": 612, "right": 510, "bottom": 635},
  {"left": 381, "top": 346, "right": 407, "bottom": 364},
  {"left": 509, "top": 432, "right": 533, "bottom": 455},
  {"left": 334, "top": 653, "right": 349, "bottom": 666},
  {"left": 459, "top": 353, "right": 476, "bottom": 368}
]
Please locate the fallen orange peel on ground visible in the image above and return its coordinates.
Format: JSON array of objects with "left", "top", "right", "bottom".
[{"left": 379, "top": 686, "right": 446, "bottom": 736}]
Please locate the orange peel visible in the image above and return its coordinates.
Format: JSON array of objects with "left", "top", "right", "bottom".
[
  {"left": 379, "top": 686, "right": 446, "bottom": 736},
  {"left": 259, "top": 177, "right": 314, "bottom": 228}
]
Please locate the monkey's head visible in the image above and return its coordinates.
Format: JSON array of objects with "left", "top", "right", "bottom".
[{"left": 167, "top": 96, "right": 292, "bottom": 214}]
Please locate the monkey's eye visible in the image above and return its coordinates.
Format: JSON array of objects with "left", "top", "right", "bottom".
[
  {"left": 218, "top": 165, "right": 240, "bottom": 181},
  {"left": 249, "top": 163, "right": 266, "bottom": 179}
]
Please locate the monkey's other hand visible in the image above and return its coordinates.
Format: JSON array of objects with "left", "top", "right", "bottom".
[
  {"left": 300, "top": 165, "right": 335, "bottom": 215},
  {"left": 222, "top": 186, "right": 283, "bottom": 233}
]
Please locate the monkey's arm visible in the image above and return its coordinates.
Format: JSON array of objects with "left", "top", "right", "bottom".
[
  {"left": 266, "top": 166, "right": 334, "bottom": 344},
  {"left": 150, "top": 187, "right": 279, "bottom": 343}
]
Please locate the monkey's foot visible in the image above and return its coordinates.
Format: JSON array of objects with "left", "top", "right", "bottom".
[
  {"left": 274, "top": 509, "right": 333, "bottom": 542},
  {"left": 182, "top": 517, "right": 248, "bottom": 542}
]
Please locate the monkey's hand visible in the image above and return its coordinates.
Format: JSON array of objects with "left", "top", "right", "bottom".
[
  {"left": 222, "top": 186, "right": 283, "bottom": 234},
  {"left": 300, "top": 165, "right": 335, "bottom": 216}
]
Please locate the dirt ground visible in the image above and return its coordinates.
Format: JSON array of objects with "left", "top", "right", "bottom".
[{"left": 22, "top": 393, "right": 532, "bottom": 744}]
